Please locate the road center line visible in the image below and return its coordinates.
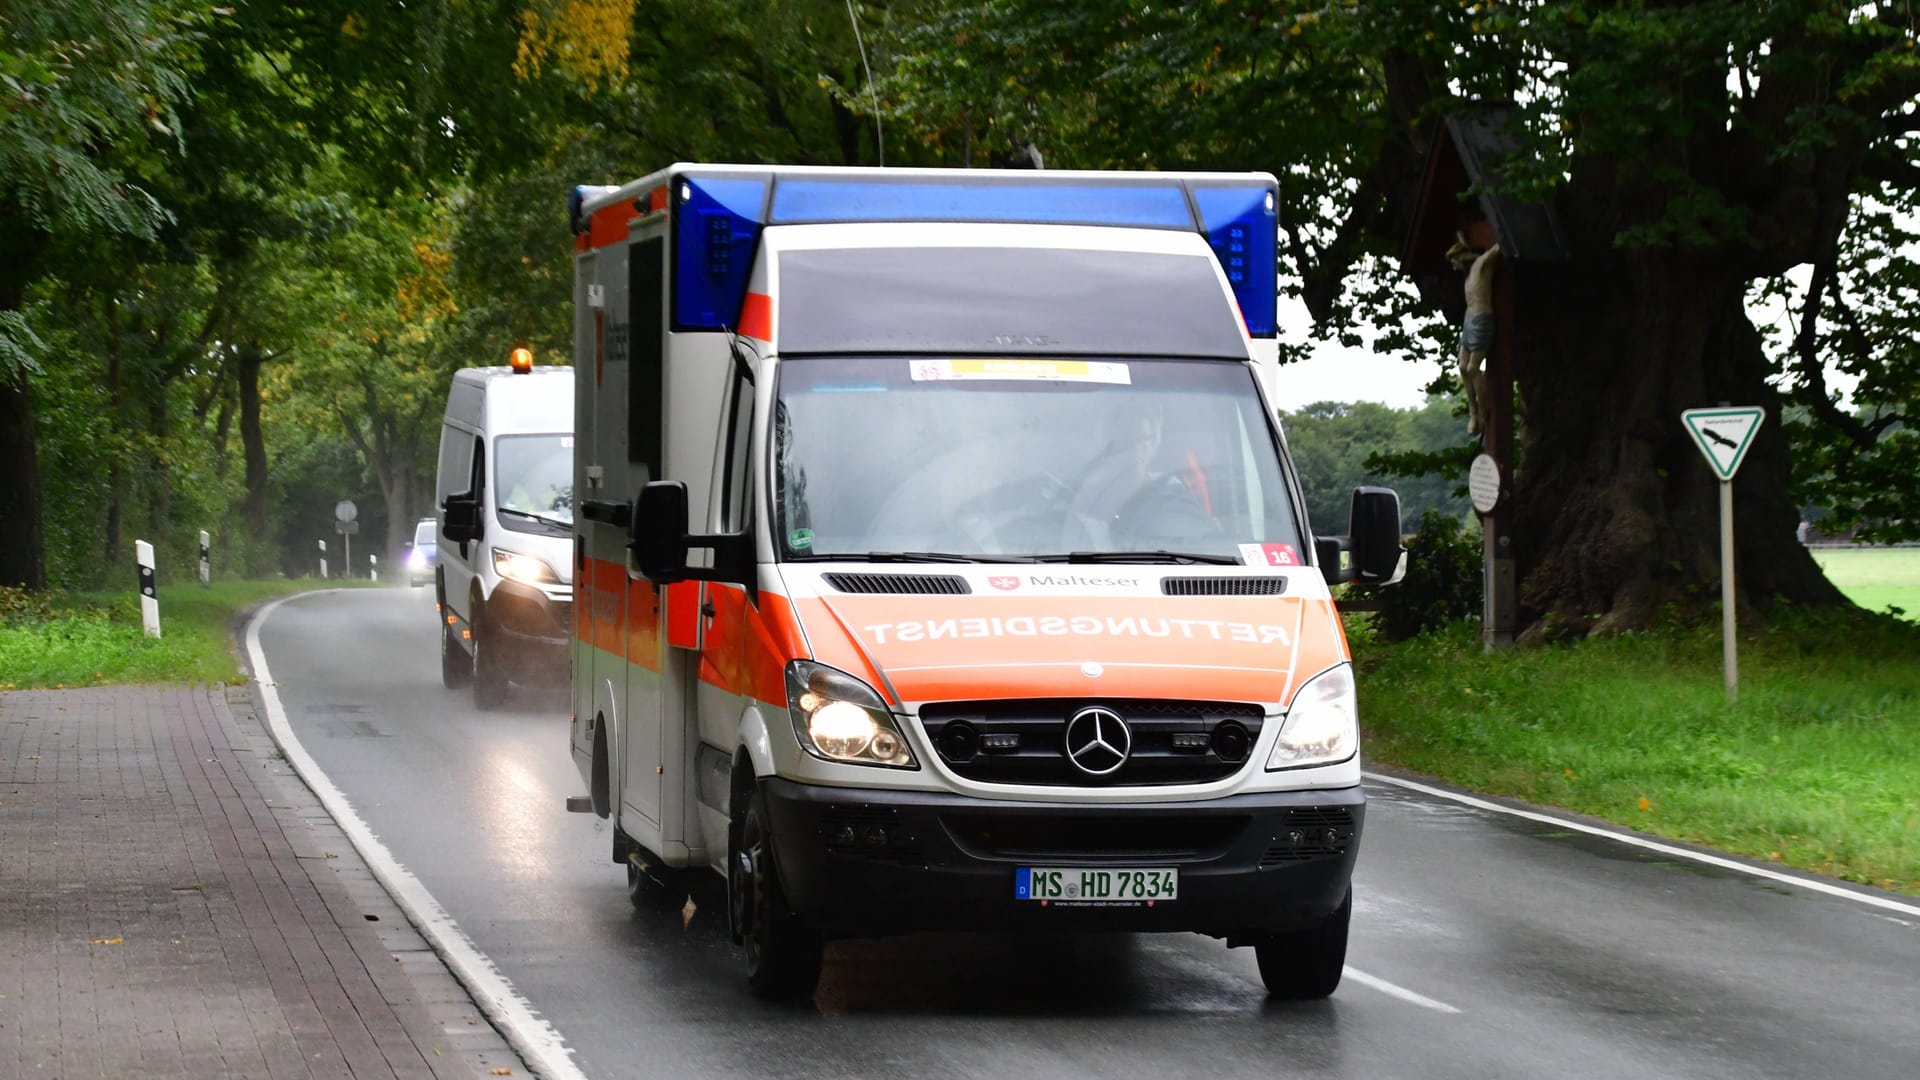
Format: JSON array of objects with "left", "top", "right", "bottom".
[
  {"left": 1364, "top": 770, "right": 1920, "bottom": 920},
  {"left": 246, "top": 592, "right": 587, "bottom": 1080},
  {"left": 1343, "top": 967, "right": 1462, "bottom": 1014}
]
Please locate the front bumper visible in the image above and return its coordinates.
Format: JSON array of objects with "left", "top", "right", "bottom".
[
  {"left": 762, "top": 778, "right": 1362, "bottom": 940},
  {"left": 488, "top": 579, "right": 573, "bottom": 685}
]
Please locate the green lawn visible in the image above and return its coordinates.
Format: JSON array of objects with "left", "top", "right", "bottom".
[
  {"left": 1811, "top": 546, "right": 1920, "bottom": 619},
  {"left": 0, "top": 579, "right": 365, "bottom": 689},
  {"left": 1352, "top": 606, "right": 1920, "bottom": 897}
]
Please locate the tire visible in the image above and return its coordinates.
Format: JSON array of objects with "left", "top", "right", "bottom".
[
  {"left": 728, "top": 785, "right": 822, "bottom": 999},
  {"left": 440, "top": 617, "right": 472, "bottom": 689},
  {"left": 1254, "top": 888, "right": 1351, "bottom": 1000},
  {"left": 470, "top": 603, "right": 509, "bottom": 710}
]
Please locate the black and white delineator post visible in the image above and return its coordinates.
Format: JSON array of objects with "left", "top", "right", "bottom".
[
  {"left": 369, "top": 554, "right": 378, "bottom": 582},
  {"left": 198, "top": 530, "right": 211, "bottom": 586},
  {"left": 1682, "top": 406, "right": 1766, "bottom": 702},
  {"left": 318, "top": 539, "right": 328, "bottom": 579},
  {"left": 136, "top": 539, "right": 160, "bottom": 638}
]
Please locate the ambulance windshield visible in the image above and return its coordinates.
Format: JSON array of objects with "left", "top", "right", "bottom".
[
  {"left": 493, "top": 433, "right": 574, "bottom": 530},
  {"left": 773, "top": 358, "right": 1304, "bottom": 563}
]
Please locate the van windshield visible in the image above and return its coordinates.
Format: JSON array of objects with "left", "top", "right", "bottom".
[
  {"left": 773, "top": 358, "right": 1304, "bottom": 564},
  {"left": 493, "top": 434, "right": 574, "bottom": 528}
]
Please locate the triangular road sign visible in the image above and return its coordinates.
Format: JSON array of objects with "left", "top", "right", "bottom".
[{"left": 1682, "top": 407, "right": 1765, "bottom": 480}]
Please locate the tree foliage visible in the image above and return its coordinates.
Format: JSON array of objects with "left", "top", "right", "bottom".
[{"left": 8, "top": 0, "right": 1919, "bottom": 634}]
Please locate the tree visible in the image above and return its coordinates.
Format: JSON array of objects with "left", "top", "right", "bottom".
[
  {"left": 874, "top": 1, "right": 1919, "bottom": 635},
  {"left": 0, "top": 0, "right": 205, "bottom": 588}
]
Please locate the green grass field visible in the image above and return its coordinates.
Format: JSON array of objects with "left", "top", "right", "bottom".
[
  {"left": 1353, "top": 605, "right": 1920, "bottom": 897},
  {"left": 0, "top": 579, "right": 363, "bottom": 689},
  {"left": 1811, "top": 546, "right": 1920, "bottom": 619}
]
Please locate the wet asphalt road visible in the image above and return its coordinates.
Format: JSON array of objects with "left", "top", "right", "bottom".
[{"left": 256, "top": 587, "right": 1920, "bottom": 1080}]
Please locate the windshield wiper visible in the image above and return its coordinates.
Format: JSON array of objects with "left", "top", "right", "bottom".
[
  {"left": 787, "top": 551, "right": 1035, "bottom": 564},
  {"left": 1031, "top": 550, "right": 1242, "bottom": 565},
  {"left": 498, "top": 507, "right": 572, "bottom": 529}
]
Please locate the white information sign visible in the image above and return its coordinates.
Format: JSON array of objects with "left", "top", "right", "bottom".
[
  {"left": 1681, "top": 407, "right": 1764, "bottom": 480},
  {"left": 1468, "top": 453, "right": 1501, "bottom": 515}
]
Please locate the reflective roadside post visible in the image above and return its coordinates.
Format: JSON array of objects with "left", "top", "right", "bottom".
[
  {"left": 136, "top": 539, "right": 160, "bottom": 638},
  {"left": 1681, "top": 406, "right": 1765, "bottom": 702},
  {"left": 199, "top": 530, "right": 211, "bottom": 586},
  {"left": 369, "top": 554, "right": 379, "bottom": 583},
  {"left": 318, "top": 539, "right": 328, "bottom": 579}
]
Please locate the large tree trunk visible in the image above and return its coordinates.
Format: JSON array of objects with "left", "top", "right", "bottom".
[
  {"left": 238, "top": 343, "right": 269, "bottom": 564},
  {"left": 0, "top": 248, "right": 45, "bottom": 591},
  {"left": 0, "top": 364, "right": 45, "bottom": 591},
  {"left": 1509, "top": 252, "right": 1847, "bottom": 638}
]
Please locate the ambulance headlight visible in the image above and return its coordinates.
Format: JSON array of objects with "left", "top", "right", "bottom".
[
  {"left": 1267, "top": 663, "right": 1359, "bottom": 770},
  {"left": 785, "top": 661, "right": 916, "bottom": 769},
  {"left": 493, "top": 548, "right": 559, "bottom": 586}
]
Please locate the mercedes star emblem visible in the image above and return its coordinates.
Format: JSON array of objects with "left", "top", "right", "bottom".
[{"left": 1064, "top": 706, "right": 1131, "bottom": 776}]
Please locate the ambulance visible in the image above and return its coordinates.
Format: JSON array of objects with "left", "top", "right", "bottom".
[{"left": 564, "top": 165, "right": 1404, "bottom": 1000}]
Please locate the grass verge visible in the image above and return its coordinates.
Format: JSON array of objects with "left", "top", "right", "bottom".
[
  {"left": 1352, "top": 605, "right": 1920, "bottom": 897},
  {"left": 0, "top": 579, "right": 364, "bottom": 689},
  {"left": 1810, "top": 546, "right": 1920, "bottom": 620}
]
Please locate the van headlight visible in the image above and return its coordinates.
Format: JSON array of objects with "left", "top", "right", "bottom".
[
  {"left": 785, "top": 661, "right": 916, "bottom": 769},
  {"left": 1267, "top": 663, "right": 1359, "bottom": 770},
  {"left": 493, "top": 548, "right": 559, "bottom": 585}
]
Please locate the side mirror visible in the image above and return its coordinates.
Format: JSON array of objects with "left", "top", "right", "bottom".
[
  {"left": 633, "top": 481, "right": 691, "bottom": 583},
  {"left": 631, "top": 479, "right": 756, "bottom": 588},
  {"left": 1348, "top": 486, "right": 1406, "bottom": 586},
  {"left": 1313, "top": 486, "right": 1406, "bottom": 587},
  {"left": 443, "top": 493, "right": 482, "bottom": 544}
]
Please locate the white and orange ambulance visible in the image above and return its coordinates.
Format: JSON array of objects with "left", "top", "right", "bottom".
[{"left": 564, "top": 165, "right": 1404, "bottom": 999}]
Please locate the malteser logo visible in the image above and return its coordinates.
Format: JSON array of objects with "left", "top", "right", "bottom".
[{"left": 989, "top": 576, "right": 1022, "bottom": 591}]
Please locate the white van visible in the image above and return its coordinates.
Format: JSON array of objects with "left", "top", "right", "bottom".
[{"left": 435, "top": 357, "right": 575, "bottom": 708}]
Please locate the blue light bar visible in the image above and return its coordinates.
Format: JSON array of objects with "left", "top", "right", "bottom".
[
  {"left": 664, "top": 171, "right": 1278, "bottom": 338},
  {"left": 771, "top": 180, "right": 1193, "bottom": 229},
  {"left": 1191, "top": 186, "right": 1277, "bottom": 338},
  {"left": 673, "top": 176, "right": 768, "bottom": 330}
]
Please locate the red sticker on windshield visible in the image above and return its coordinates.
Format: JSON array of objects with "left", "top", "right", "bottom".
[{"left": 1239, "top": 543, "right": 1300, "bottom": 568}]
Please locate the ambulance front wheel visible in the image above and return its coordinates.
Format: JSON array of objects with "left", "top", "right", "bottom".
[
  {"left": 1253, "top": 887, "right": 1350, "bottom": 1000},
  {"left": 730, "top": 786, "right": 822, "bottom": 999}
]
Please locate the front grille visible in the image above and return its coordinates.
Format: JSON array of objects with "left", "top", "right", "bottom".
[
  {"left": 1162, "top": 576, "right": 1289, "bottom": 596},
  {"left": 919, "top": 699, "right": 1265, "bottom": 787},
  {"left": 819, "top": 804, "right": 924, "bottom": 865},
  {"left": 1256, "top": 807, "right": 1359, "bottom": 867},
  {"left": 824, "top": 572, "right": 970, "bottom": 595},
  {"left": 943, "top": 813, "right": 1248, "bottom": 861}
]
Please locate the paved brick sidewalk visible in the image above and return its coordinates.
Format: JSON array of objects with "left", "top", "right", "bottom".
[{"left": 0, "top": 684, "right": 531, "bottom": 1079}]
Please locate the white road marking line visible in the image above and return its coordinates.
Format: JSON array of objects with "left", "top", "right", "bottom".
[
  {"left": 1365, "top": 771, "right": 1920, "bottom": 920},
  {"left": 246, "top": 592, "right": 587, "bottom": 1080},
  {"left": 1343, "top": 967, "right": 1462, "bottom": 1014}
]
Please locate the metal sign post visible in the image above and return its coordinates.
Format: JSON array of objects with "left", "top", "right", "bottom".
[
  {"left": 1681, "top": 406, "right": 1765, "bottom": 701},
  {"left": 334, "top": 500, "right": 358, "bottom": 579}
]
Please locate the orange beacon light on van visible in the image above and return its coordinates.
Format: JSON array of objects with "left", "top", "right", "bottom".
[{"left": 509, "top": 347, "right": 534, "bottom": 373}]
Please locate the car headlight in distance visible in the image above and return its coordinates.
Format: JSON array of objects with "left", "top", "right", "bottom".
[
  {"left": 408, "top": 550, "right": 427, "bottom": 570},
  {"left": 785, "top": 661, "right": 916, "bottom": 769},
  {"left": 493, "top": 548, "right": 559, "bottom": 586},
  {"left": 1267, "top": 663, "right": 1359, "bottom": 770}
]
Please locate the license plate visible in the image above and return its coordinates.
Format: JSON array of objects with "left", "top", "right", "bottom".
[{"left": 1015, "top": 867, "right": 1178, "bottom": 904}]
